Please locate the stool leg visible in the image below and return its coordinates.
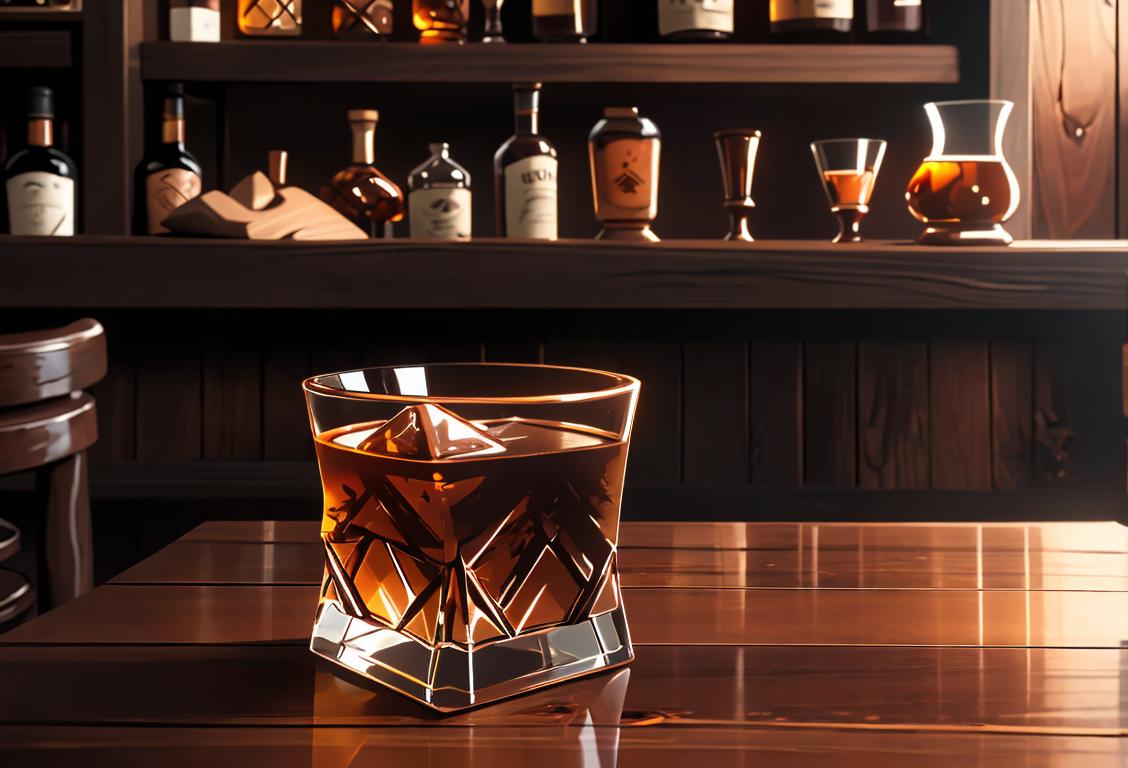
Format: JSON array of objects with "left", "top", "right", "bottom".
[{"left": 41, "top": 452, "right": 93, "bottom": 607}]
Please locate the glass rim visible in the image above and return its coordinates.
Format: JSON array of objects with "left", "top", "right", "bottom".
[
  {"left": 810, "top": 137, "right": 888, "bottom": 147},
  {"left": 924, "top": 99, "right": 1014, "bottom": 109},
  {"left": 302, "top": 362, "right": 641, "bottom": 405},
  {"left": 714, "top": 128, "right": 762, "bottom": 139}
]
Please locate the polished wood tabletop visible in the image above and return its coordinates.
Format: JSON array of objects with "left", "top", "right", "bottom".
[{"left": 1, "top": 520, "right": 1127, "bottom": 766}]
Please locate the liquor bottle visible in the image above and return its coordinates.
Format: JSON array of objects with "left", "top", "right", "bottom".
[
  {"left": 588, "top": 107, "right": 661, "bottom": 241},
  {"left": 414, "top": 0, "right": 470, "bottom": 43},
  {"left": 238, "top": 0, "right": 301, "bottom": 35},
  {"left": 320, "top": 109, "right": 404, "bottom": 238},
  {"left": 866, "top": 0, "right": 923, "bottom": 36},
  {"left": 658, "top": 0, "right": 733, "bottom": 41},
  {"left": 481, "top": 0, "right": 506, "bottom": 42},
  {"left": 532, "top": 0, "right": 597, "bottom": 42},
  {"left": 408, "top": 143, "right": 471, "bottom": 240},
  {"left": 4, "top": 87, "right": 76, "bottom": 237},
  {"left": 136, "top": 84, "right": 203, "bottom": 235},
  {"left": 333, "top": 0, "right": 393, "bottom": 39},
  {"left": 769, "top": 0, "right": 852, "bottom": 37},
  {"left": 170, "top": 0, "right": 221, "bottom": 41},
  {"left": 494, "top": 83, "right": 558, "bottom": 239}
]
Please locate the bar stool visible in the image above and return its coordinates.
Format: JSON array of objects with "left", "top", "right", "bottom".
[{"left": 0, "top": 318, "right": 106, "bottom": 616}]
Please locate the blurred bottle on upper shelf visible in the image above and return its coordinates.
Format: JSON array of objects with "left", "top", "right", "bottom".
[
  {"left": 409, "top": 143, "right": 472, "bottom": 240},
  {"left": 169, "top": 0, "right": 221, "bottom": 42},
  {"left": 533, "top": 0, "right": 597, "bottom": 42},
  {"left": 136, "top": 83, "right": 202, "bottom": 235},
  {"left": 494, "top": 83, "right": 558, "bottom": 239},
  {"left": 320, "top": 109, "right": 404, "bottom": 238},
  {"left": 4, "top": 87, "right": 77, "bottom": 237},
  {"left": 414, "top": 0, "right": 470, "bottom": 43},
  {"left": 658, "top": 0, "right": 733, "bottom": 42},
  {"left": 481, "top": 0, "right": 507, "bottom": 42},
  {"left": 333, "top": 0, "right": 394, "bottom": 39},
  {"left": 769, "top": 0, "right": 852, "bottom": 40},
  {"left": 864, "top": 0, "right": 924, "bottom": 38},
  {"left": 237, "top": 0, "right": 302, "bottom": 36}
]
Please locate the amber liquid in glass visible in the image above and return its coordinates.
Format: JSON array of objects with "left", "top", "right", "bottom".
[
  {"left": 315, "top": 417, "right": 626, "bottom": 647},
  {"left": 413, "top": 0, "right": 469, "bottom": 42},
  {"left": 906, "top": 158, "right": 1014, "bottom": 223},
  {"left": 822, "top": 169, "right": 875, "bottom": 209}
]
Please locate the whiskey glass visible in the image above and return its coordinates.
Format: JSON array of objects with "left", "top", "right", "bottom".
[
  {"left": 305, "top": 363, "right": 639, "bottom": 711},
  {"left": 237, "top": 0, "right": 301, "bottom": 36},
  {"left": 810, "top": 138, "right": 886, "bottom": 243},
  {"left": 481, "top": 0, "right": 506, "bottom": 42},
  {"left": 906, "top": 99, "right": 1020, "bottom": 245},
  {"left": 714, "top": 129, "right": 761, "bottom": 241}
]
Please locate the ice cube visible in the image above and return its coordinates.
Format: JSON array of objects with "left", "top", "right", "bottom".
[{"left": 358, "top": 403, "right": 506, "bottom": 460}]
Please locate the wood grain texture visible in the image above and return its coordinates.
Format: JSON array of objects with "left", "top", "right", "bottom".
[
  {"left": 989, "top": 0, "right": 1032, "bottom": 240},
  {"left": 261, "top": 346, "right": 311, "bottom": 461},
  {"left": 87, "top": 354, "right": 136, "bottom": 465},
  {"left": 804, "top": 341, "right": 856, "bottom": 488},
  {"left": 990, "top": 340, "right": 1033, "bottom": 489},
  {"left": 748, "top": 341, "right": 802, "bottom": 487},
  {"left": 202, "top": 348, "right": 261, "bottom": 460},
  {"left": 1033, "top": 341, "right": 1075, "bottom": 486},
  {"left": 134, "top": 346, "right": 201, "bottom": 464},
  {"left": 140, "top": 42, "right": 960, "bottom": 84},
  {"left": 1030, "top": 0, "right": 1117, "bottom": 237},
  {"left": 929, "top": 341, "right": 991, "bottom": 490},
  {"left": 858, "top": 342, "right": 929, "bottom": 490},
  {"left": 4, "top": 237, "right": 1128, "bottom": 310},
  {"left": 683, "top": 341, "right": 747, "bottom": 485}
]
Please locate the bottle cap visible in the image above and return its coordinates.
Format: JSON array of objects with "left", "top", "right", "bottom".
[
  {"left": 27, "top": 87, "right": 54, "bottom": 119},
  {"left": 513, "top": 82, "right": 543, "bottom": 92},
  {"left": 268, "top": 149, "right": 288, "bottom": 186},
  {"left": 604, "top": 107, "right": 639, "bottom": 119},
  {"left": 428, "top": 142, "right": 450, "bottom": 156},
  {"left": 347, "top": 109, "right": 380, "bottom": 123}
]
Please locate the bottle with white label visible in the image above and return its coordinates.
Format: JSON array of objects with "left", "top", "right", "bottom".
[
  {"left": 659, "top": 0, "right": 734, "bottom": 41},
  {"left": 169, "top": 0, "right": 221, "bottom": 42},
  {"left": 4, "top": 87, "right": 76, "bottom": 237},
  {"left": 769, "top": 0, "right": 852, "bottom": 38},
  {"left": 494, "top": 83, "right": 558, "bottom": 240},
  {"left": 408, "top": 143, "right": 472, "bottom": 240}
]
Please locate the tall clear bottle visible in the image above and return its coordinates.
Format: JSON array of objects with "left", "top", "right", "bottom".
[
  {"left": 137, "top": 83, "right": 202, "bottom": 235},
  {"left": 533, "top": 0, "right": 597, "bottom": 42},
  {"left": 4, "top": 87, "right": 77, "bottom": 236},
  {"left": 320, "top": 109, "right": 405, "bottom": 238},
  {"left": 494, "top": 83, "right": 558, "bottom": 240},
  {"left": 409, "top": 143, "right": 472, "bottom": 240}
]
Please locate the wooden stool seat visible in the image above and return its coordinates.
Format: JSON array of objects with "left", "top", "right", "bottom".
[
  {"left": 0, "top": 571, "right": 33, "bottom": 627},
  {"left": 0, "top": 521, "right": 17, "bottom": 566},
  {"left": 0, "top": 393, "right": 98, "bottom": 476}
]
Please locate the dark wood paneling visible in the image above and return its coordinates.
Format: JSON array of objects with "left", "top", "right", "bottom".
[
  {"left": 619, "top": 340, "right": 682, "bottom": 484},
  {"left": 141, "top": 41, "right": 960, "bottom": 84},
  {"left": 804, "top": 341, "right": 856, "bottom": 488},
  {"left": 990, "top": 340, "right": 1033, "bottom": 489},
  {"left": 202, "top": 348, "right": 261, "bottom": 460},
  {"left": 261, "top": 347, "right": 311, "bottom": 461},
  {"left": 748, "top": 341, "right": 802, "bottom": 487},
  {"left": 1033, "top": 341, "right": 1074, "bottom": 486},
  {"left": 858, "top": 342, "right": 929, "bottom": 490},
  {"left": 88, "top": 355, "right": 135, "bottom": 465},
  {"left": 683, "top": 341, "right": 747, "bottom": 484},
  {"left": 134, "top": 347, "right": 201, "bottom": 464},
  {"left": 6, "top": 238, "right": 1128, "bottom": 310},
  {"left": 929, "top": 341, "right": 990, "bottom": 490},
  {"left": 0, "top": 30, "right": 71, "bottom": 68}
]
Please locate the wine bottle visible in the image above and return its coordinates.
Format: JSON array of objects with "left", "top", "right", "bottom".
[
  {"left": 866, "top": 0, "right": 923, "bottom": 37},
  {"left": 532, "top": 0, "right": 597, "bottom": 42},
  {"left": 494, "top": 83, "right": 558, "bottom": 239},
  {"left": 658, "top": 0, "right": 733, "bottom": 41},
  {"left": 769, "top": 0, "right": 852, "bottom": 38},
  {"left": 4, "top": 87, "right": 76, "bottom": 237},
  {"left": 137, "top": 83, "right": 202, "bottom": 235},
  {"left": 409, "top": 143, "right": 471, "bottom": 240}
]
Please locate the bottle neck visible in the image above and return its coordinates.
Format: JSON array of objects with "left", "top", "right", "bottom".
[
  {"left": 27, "top": 118, "right": 53, "bottom": 148},
  {"left": 162, "top": 117, "right": 185, "bottom": 146},
  {"left": 351, "top": 121, "right": 376, "bottom": 165},
  {"left": 513, "top": 88, "right": 540, "bottom": 135}
]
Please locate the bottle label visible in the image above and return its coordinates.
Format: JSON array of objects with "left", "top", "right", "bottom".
[
  {"left": 169, "top": 7, "right": 221, "bottom": 42},
  {"left": 410, "top": 187, "right": 472, "bottom": 240},
  {"left": 659, "top": 0, "right": 734, "bottom": 35},
  {"left": 533, "top": 0, "right": 576, "bottom": 16},
  {"left": 146, "top": 168, "right": 202, "bottom": 235},
  {"left": 770, "top": 0, "right": 853, "bottom": 21},
  {"left": 599, "top": 138, "right": 659, "bottom": 212},
  {"left": 6, "top": 171, "right": 75, "bottom": 236},
  {"left": 504, "top": 156, "right": 558, "bottom": 240}
]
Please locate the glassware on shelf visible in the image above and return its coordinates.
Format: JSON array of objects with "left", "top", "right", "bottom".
[
  {"left": 906, "top": 99, "right": 1019, "bottom": 245},
  {"left": 332, "top": 0, "right": 393, "bottom": 39},
  {"left": 588, "top": 107, "right": 661, "bottom": 241},
  {"left": 408, "top": 142, "right": 472, "bottom": 240},
  {"left": 320, "top": 109, "right": 404, "bottom": 238},
  {"left": 305, "top": 362, "right": 639, "bottom": 711},
  {"left": 481, "top": 0, "right": 506, "bottom": 42},
  {"left": 237, "top": 0, "right": 301, "bottom": 36},
  {"left": 713, "top": 129, "right": 761, "bottom": 241},
  {"left": 414, "top": 0, "right": 470, "bottom": 43},
  {"left": 533, "top": 0, "right": 597, "bottom": 42},
  {"left": 810, "top": 137, "right": 886, "bottom": 244}
]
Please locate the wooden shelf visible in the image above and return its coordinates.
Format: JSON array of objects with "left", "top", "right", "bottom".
[
  {"left": 140, "top": 41, "right": 959, "bottom": 84},
  {"left": 0, "top": 29, "right": 71, "bottom": 68},
  {"left": 1, "top": 236, "right": 1126, "bottom": 310}
]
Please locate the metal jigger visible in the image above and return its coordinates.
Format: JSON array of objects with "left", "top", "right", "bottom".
[{"left": 714, "top": 130, "right": 761, "bottom": 242}]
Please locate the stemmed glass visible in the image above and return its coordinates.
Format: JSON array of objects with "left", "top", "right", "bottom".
[
  {"left": 810, "top": 138, "right": 886, "bottom": 243},
  {"left": 481, "top": 0, "right": 505, "bottom": 42}
]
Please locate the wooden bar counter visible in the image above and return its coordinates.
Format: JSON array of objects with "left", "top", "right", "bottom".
[{"left": 1, "top": 521, "right": 1126, "bottom": 766}]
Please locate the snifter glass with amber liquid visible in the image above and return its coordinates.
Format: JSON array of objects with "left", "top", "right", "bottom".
[
  {"left": 906, "top": 99, "right": 1019, "bottom": 245},
  {"left": 810, "top": 138, "right": 886, "bottom": 243},
  {"left": 305, "top": 363, "right": 639, "bottom": 711}
]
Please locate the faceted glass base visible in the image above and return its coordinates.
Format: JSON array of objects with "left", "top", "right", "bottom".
[
  {"left": 312, "top": 598, "right": 634, "bottom": 712},
  {"left": 916, "top": 222, "right": 1014, "bottom": 246}
]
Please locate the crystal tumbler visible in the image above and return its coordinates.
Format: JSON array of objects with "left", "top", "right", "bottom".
[{"left": 305, "top": 363, "right": 639, "bottom": 711}]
